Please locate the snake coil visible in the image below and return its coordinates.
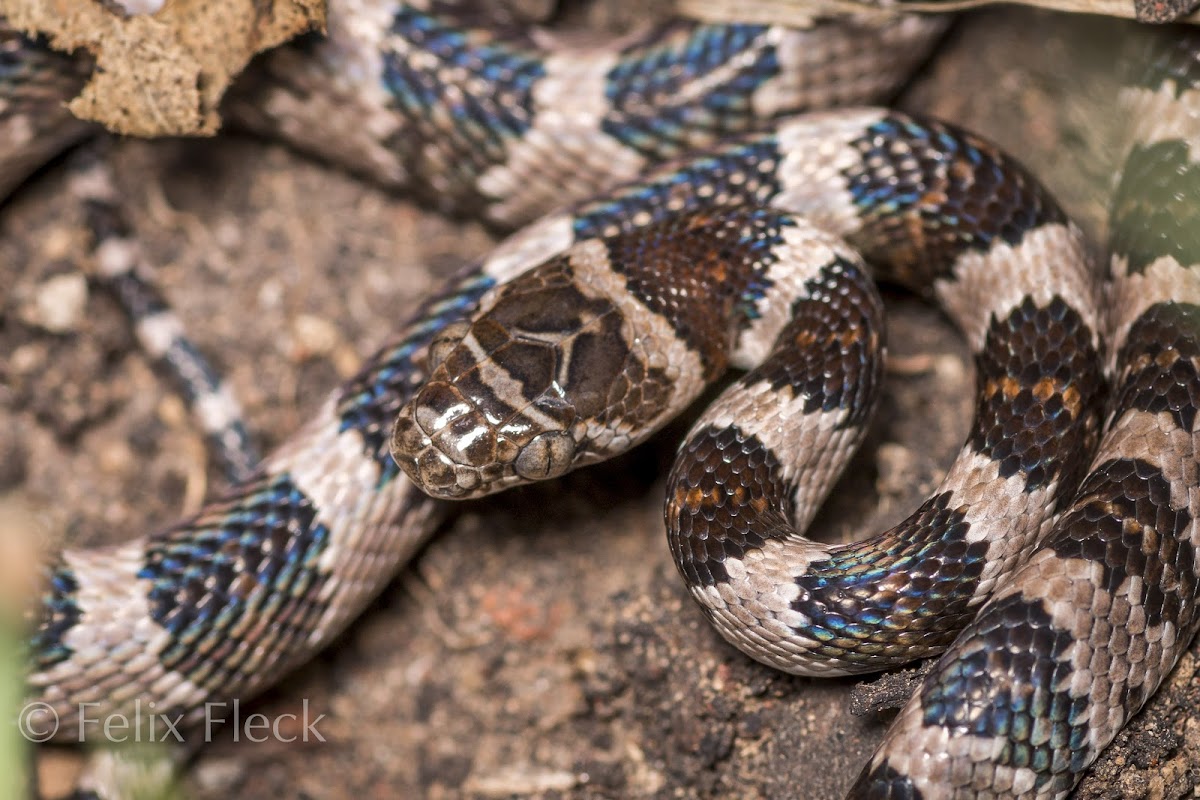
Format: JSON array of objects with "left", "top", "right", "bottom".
[{"left": 7, "top": 4, "right": 1199, "bottom": 799}]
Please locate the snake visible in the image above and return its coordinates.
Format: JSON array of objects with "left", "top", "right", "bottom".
[{"left": 6, "top": 2, "right": 1198, "bottom": 798}]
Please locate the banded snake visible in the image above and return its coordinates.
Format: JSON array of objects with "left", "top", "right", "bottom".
[{"left": 4, "top": 3, "right": 1199, "bottom": 798}]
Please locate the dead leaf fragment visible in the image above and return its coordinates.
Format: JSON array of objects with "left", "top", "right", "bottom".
[{"left": 3, "top": 0, "right": 326, "bottom": 137}]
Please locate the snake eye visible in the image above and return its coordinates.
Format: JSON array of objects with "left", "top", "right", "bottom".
[
  {"left": 514, "top": 431, "right": 576, "bottom": 481},
  {"left": 427, "top": 321, "right": 471, "bottom": 371}
]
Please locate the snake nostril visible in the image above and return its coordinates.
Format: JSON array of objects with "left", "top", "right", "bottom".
[
  {"left": 417, "top": 449, "right": 457, "bottom": 491},
  {"left": 391, "top": 415, "right": 429, "bottom": 462}
]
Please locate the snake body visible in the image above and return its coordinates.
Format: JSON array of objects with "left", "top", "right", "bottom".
[
  {"left": 390, "top": 112, "right": 1107, "bottom": 686},
  {"left": 23, "top": 0, "right": 945, "bottom": 758},
  {"left": 225, "top": 0, "right": 944, "bottom": 228},
  {"left": 388, "top": 105, "right": 1113, "bottom": 796},
  {"left": 850, "top": 40, "right": 1200, "bottom": 797},
  {"left": 11, "top": 3, "right": 1200, "bottom": 799}
]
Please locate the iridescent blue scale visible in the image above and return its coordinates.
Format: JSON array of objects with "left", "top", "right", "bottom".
[
  {"left": 602, "top": 25, "right": 778, "bottom": 162},
  {"left": 137, "top": 474, "right": 331, "bottom": 685},
  {"left": 573, "top": 137, "right": 784, "bottom": 240}
]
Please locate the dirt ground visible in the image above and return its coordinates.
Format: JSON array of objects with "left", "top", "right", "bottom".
[{"left": 3, "top": 6, "right": 1199, "bottom": 799}]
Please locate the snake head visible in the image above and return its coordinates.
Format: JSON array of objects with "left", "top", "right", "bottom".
[{"left": 391, "top": 252, "right": 638, "bottom": 499}]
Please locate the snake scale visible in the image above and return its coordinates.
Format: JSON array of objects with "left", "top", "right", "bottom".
[{"left": 5, "top": 2, "right": 1199, "bottom": 798}]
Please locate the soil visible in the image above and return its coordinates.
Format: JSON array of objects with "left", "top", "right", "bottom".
[{"left": 3, "top": 6, "right": 1198, "bottom": 799}]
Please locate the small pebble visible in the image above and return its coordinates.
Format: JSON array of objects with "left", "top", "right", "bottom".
[
  {"left": 32, "top": 273, "right": 89, "bottom": 334},
  {"left": 875, "top": 443, "right": 916, "bottom": 496},
  {"left": 191, "top": 756, "right": 248, "bottom": 795},
  {"left": 10, "top": 343, "right": 45, "bottom": 375},
  {"left": 291, "top": 314, "right": 340, "bottom": 360}
]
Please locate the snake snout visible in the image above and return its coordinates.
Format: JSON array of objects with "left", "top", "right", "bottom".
[
  {"left": 392, "top": 375, "right": 586, "bottom": 498},
  {"left": 391, "top": 380, "right": 515, "bottom": 498}
]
